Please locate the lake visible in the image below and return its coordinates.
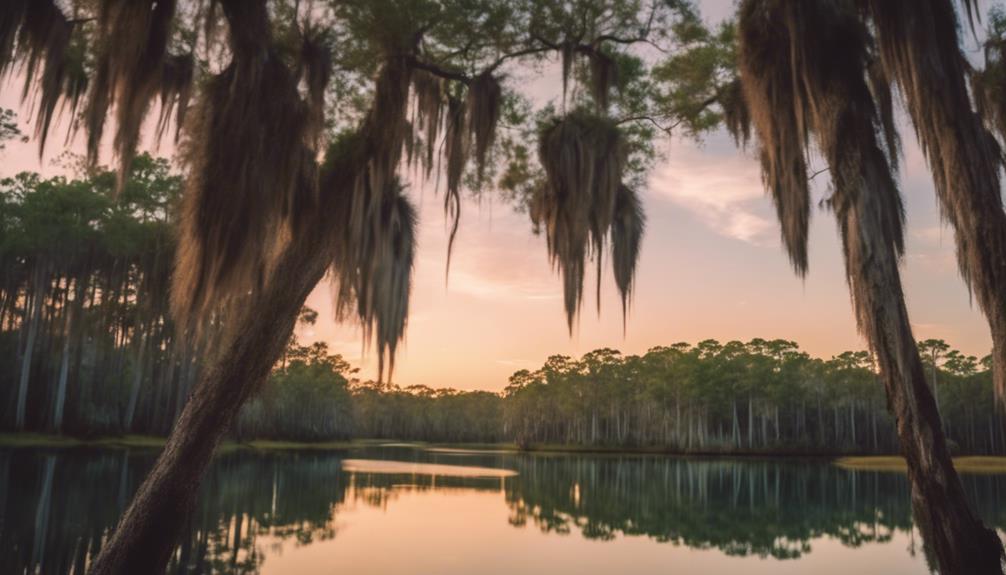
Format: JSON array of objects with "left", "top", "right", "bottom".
[{"left": 2, "top": 444, "right": 1004, "bottom": 574}]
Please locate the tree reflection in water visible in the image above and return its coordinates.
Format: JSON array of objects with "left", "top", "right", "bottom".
[{"left": 0, "top": 447, "right": 1003, "bottom": 574}]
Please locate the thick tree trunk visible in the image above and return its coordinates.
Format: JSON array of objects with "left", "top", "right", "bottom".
[
  {"left": 841, "top": 160, "right": 1003, "bottom": 573},
  {"left": 87, "top": 231, "right": 331, "bottom": 574}
]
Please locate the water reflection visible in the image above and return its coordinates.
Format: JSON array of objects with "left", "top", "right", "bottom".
[{"left": 1, "top": 446, "right": 1003, "bottom": 574}]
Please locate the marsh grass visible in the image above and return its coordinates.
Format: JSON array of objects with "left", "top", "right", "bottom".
[{"left": 835, "top": 456, "right": 1006, "bottom": 474}]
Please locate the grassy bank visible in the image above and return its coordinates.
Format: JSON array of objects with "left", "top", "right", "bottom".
[{"left": 835, "top": 456, "right": 1006, "bottom": 474}]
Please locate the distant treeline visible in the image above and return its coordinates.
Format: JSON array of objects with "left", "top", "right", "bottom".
[
  {"left": 500, "top": 340, "right": 1003, "bottom": 454},
  {"left": 1, "top": 164, "right": 1003, "bottom": 454}
]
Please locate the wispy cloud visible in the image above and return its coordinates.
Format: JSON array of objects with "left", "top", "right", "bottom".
[
  {"left": 649, "top": 139, "right": 775, "bottom": 245},
  {"left": 445, "top": 268, "right": 560, "bottom": 302}
]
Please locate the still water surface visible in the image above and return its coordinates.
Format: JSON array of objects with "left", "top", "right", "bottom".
[{"left": 2, "top": 444, "right": 1005, "bottom": 574}]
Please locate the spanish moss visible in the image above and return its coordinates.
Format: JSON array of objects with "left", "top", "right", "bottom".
[
  {"left": 611, "top": 184, "right": 644, "bottom": 326},
  {"left": 154, "top": 53, "right": 195, "bottom": 144},
  {"left": 466, "top": 70, "right": 502, "bottom": 180},
  {"left": 327, "top": 56, "right": 415, "bottom": 382},
  {"left": 85, "top": 0, "right": 177, "bottom": 190},
  {"left": 535, "top": 110, "right": 627, "bottom": 330},
  {"left": 588, "top": 48, "right": 618, "bottom": 111},
  {"left": 173, "top": 0, "right": 317, "bottom": 328},
  {"left": 738, "top": 1, "right": 810, "bottom": 275},
  {"left": 411, "top": 69, "right": 445, "bottom": 177},
  {"left": 719, "top": 78, "right": 750, "bottom": 146},
  {"left": 443, "top": 93, "right": 467, "bottom": 270},
  {"left": 6, "top": 0, "right": 86, "bottom": 156}
]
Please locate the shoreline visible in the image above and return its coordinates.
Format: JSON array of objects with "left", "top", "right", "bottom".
[{"left": 1, "top": 433, "right": 1005, "bottom": 473}]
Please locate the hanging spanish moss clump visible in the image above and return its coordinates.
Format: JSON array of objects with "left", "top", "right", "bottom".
[
  {"left": 0, "top": 0, "right": 27, "bottom": 74},
  {"left": 443, "top": 94, "right": 468, "bottom": 200},
  {"left": 348, "top": 55, "right": 412, "bottom": 257},
  {"left": 85, "top": 0, "right": 178, "bottom": 190},
  {"left": 154, "top": 53, "right": 195, "bottom": 143},
  {"left": 466, "top": 71, "right": 502, "bottom": 179},
  {"left": 4, "top": 0, "right": 88, "bottom": 155},
  {"left": 535, "top": 110, "right": 627, "bottom": 330},
  {"left": 779, "top": 0, "right": 907, "bottom": 303},
  {"left": 334, "top": 179, "right": 417, "bottom": 383},
  {"left": 561, "top": 40, "right": 575, "bottom": 105},
  {"left": 442, "top": 94, "right": 468, "bottom": 269},
  {"left": 611, "top": 184, "right": 644, "bottom": 324},
  {"left": 173, "top": 0, "right": 317, "bottom": 326},
  {"left": 738, "top": 0, "right": 811, "bottom": 276},
  {"left": 411, "top": 69, "right": 445, "bottom": 176},
  {"left": 866, "top": 0, "right": 1004, "bottom": 235},
  {"left": 323, "top": 56, "right": 414, "bottom": 381},
  {"left": 718, "top": 78, "right": 751, "bottom": 146},
  {"left": 325, "top": 162, "right": 416, "bottom": 384},
  {"left": 298, "top": 31, "right": 332, "bottom": 151},
  {"left": 588, "top": 48, "right": 618, "bottom": 111},
  {"left": 866, "top": 57, "right": 900, "bottom": 165}
]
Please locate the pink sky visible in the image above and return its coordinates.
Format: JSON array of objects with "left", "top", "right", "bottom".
[{"left": 1, "top": 0, "right": 994, "bottom": 391}]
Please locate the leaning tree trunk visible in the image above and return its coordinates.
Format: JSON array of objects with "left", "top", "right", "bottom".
[
  {"left": 825, "top": 39, "right": 1005, "bottom": 575},
  {"left": 842, "top": 174, "right": 1004, "bottom": 573},
  {"left": 86, "top": 229, "right": 332, "bottom": 574}
]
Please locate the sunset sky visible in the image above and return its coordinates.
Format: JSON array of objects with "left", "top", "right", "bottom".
[{"left": 1, "top": 0, "right": 995, "bottom": 391}]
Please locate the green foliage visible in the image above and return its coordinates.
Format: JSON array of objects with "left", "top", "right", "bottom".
[
  {"left": 0, "top": 108, "right": 25, "bottom": 150},
  {"left": 0, "top": 156, "right": 182, "bottom": 434},
  {"left": 503, "top": 339, "right": 1002, "bottom": 454},
  {"left": 237, "top": 341, "right": 355, "bottom": 441},
  {"left": 651, "top": 17, "right": 739, "bottom": 138}
]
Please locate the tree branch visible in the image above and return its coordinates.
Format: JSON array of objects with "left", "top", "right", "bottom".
[{"left": 407, "top": 56, "right": 471, "bottom": 84}]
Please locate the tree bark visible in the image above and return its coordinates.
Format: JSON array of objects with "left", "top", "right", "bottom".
[
  {"left": 87, "top": 230, "right": 331, "bottom": 574},
  {"left": 838, "top": 142, "right": 1004, "bottom": 574}
]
